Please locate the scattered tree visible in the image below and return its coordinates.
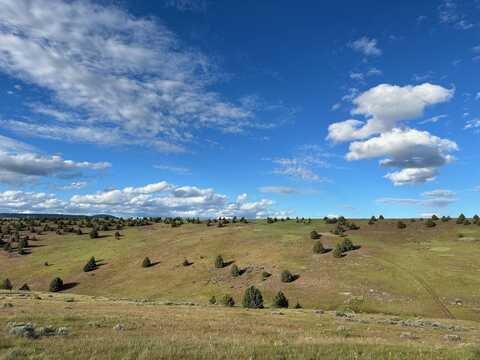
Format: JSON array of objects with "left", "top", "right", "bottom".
[
  {"left": 221, "top": 295, "right": 235, "bottom": 307},
  {"left": 0, "top": 278, "right": 12, "bottom": 290},
  {"left": 242, "top": 286, "right": 264, "bottom": 309},
  {"left": 231, "top": 264, "right": 240, "bottom": 277},
  {"left": 456, "top": 213, "right": 466, "bottom": 224},
  {"left": 49, "top": 277, "right": 63, "bottom": 292},
  {"left": 313, "top": 241, "right": 327, "bottom": 254},
  {"left": 83, "top": 256, "right": 97, "bottom": 272},
  {"left": 209, "top": 296, "right": 217, "bottom": 305},
  {"left": 281, "top": 270, "right": 295, "bottom": 283},
  {"left": 214, "top": 255, "right": 225, "bottom": 269},
  {"left": 333, "top": 243, "right": 344, "bottom": 258},
  {"left": 272, "top": 291, "right": 289, "bottom": 308},
  {"left": 262, "top": 271, "right": 271, "bottom": 280},
  {"left": 142, "top": 257, "right": 152, "bottom": 268},
  {"left": 425, "top": 219, "right": 436, "bottom": 228},
  {"left": 89, "top": 228, "right": 99, "bottom": 239},
  {"left": 397, "top": 221, "right": 407, "bottom": 229},
  {"left": 19, "top": 283, "right": 30, "bottom": 291},
  {"left": 310, "top": 230, "right": 321, "bottom": 240}
]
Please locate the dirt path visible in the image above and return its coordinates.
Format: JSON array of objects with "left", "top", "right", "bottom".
[{"left": 371, "top": 256, "right": 456, "bottom": 320}]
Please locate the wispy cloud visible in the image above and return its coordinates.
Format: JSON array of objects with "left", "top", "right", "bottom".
[
  {"left": 377, "top": 189, "right": 457, "bottom": 208},
  {"left": 0, "top": 0, "right": 286, "bottom": 153},
  {"left": 438, "top": 0, "right": 474, "bottom": 30},
  {"left": 164, "top": 0, "right": 207, "bottom": 12},
  {"left": 349, "top": 37, "right": 382, "bottom": 57},
  {"left": 154, "top": 164, "right": 191, "bottom": 175}
]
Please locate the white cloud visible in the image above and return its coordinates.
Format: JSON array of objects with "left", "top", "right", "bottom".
[
  {"left": 349, "top": 37, "right": 382, "bottom": 57},
  {"left": 377, "top": 189, "right": 457, "bottom": 208},
  {"left": 154, "top": 164, "right": 191, "bottom": 175},
  {"left": 0, "top": 0, "right": 282, "bottom": 152},
  {"left": 50, "top": 182, "right": 88, "bottom": 190},
  {"left": 327, "top": 84, "right": 456, "bottom": 185},
  {"left": 465, "top": 118, "right": 480, "bottom": 130},
  {"left": 328, "top": 83, "right": 453, "bottom": 142},
  {"left": 258, "top": 186, "right": 298, "bottom": 195},
  {"left": 438, "top": 0, "right": 474, "bottom": 30},
  {"left": 349, "top": 68, "right": 382, "bottom": 82},
  {"left": 0, "top": 135, "right": 110, "bottom": 184},
  {"left": 419, "top": 114, "right": 447, "bottom": 124}
]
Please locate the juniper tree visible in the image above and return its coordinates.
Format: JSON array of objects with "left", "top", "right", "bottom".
[
  {"left": 313, "top": 241, "right": 327, "bottom": 254},
  {"left": 49, "top": 277, "right": 64, "bottom": 292},
  {"left": 214, "top": 255, "right": 225, "bottom": 268},
  {"left": 142, "top": 257, "right": 152, "bottom": 268},
  {"left": 456, "top": 213, "right": 466, "bottom": 224},
  {"left": 425, "top": 219, "right": 436, "bottom": 228},
  {"left": 83, "top": 257, "right": 97, "bottom": 272},
  {"left": 114, "top": 231, "right": 121, "bottom": 240},
  {"left": 242, "top": 286, "right": 264, "bottom": 309},
  {"left": 397, "top": 221, "right": 407, "bottom": 229},
  {"left": 0, "top": 278, "right": 12, "bottom": 290},
  {"left": 89, "top": 228, "right": 99, "bottom": 239},
  {"left": 333, "top": 243, "right": 344, "bottom": 258},
  {"left": 221, "top": 295, "right": 235, "bottom": 307},
  {"left": 231, "top": 264, "right": 240, "bottom": 277},
  {"left": 272, "top": 291, "right": 289, "bottom": 308},
  {"left": 281, "top": 270, "right": 295, "bottom": 283},
  {"left": 19, "top": 283, "right": 30, "bottom": 291},
  {"left": 310, "top": 230, "right": 321, "bottom": 240}
]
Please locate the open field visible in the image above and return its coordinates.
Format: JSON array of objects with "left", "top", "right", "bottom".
[
  {"left": 1, "top": 218, "right": 480, "bottom": 358},
  {"left": 1, "top": 219, "right": 480, "bottom": 320},
  {"left": 0, "top": 290, "right": 479, "bottom": 360}
]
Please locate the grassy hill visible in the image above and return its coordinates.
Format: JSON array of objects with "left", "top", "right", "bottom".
[{"left": 1, "top": 218, "right": 480, "bottom": 322}]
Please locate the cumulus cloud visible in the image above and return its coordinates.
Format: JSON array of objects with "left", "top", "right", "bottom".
[
  {"left": 0, "top": 181, "right": 276, "bottom": 218},
  {"left": 327, "top": 83, "right": 456, "bottom": 185},
  {"left": 0, "top": 0, "right": 284, "bottom": 152},
  {"left": 349, "top": 37, "right": 382, "bottom": 57},
  {"left": 0, "top": 135, "right": 110, "bottom": 184},
  {"left": 377, "top": 189, "right": 457, "bottom": 208},
  {"left": 327, "top": 83, "right": 454, "bottom": 142}
]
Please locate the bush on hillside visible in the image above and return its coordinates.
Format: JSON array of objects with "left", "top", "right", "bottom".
[
  {"left": 49, "top": 277, "right": 63, "bottom": 292},
  {"left": 456, "top": 213, "right": 466, "bottom": 224},
  {"left": 142, "top": 257, "right": 152, "bottom": 268},
  {"left": 242, "top": 286, "right": 264, "bottom": 309},
  {"left": 312, "top": 241, "right": 327, "bottom": 254},
  {"left": 310, "top": 230, "right": 321, "bottom": 240},
  {"left": 221, "top": 295, "right": 235, "bottom": 307},
  {"left": 19, "top": 283, "right": 30, "bottom": 291},
  {"left": 333, "top": 243, "right": 344, "bottom": 258},
  {"left": 281, "top": 270, "right": 295, "bottom": 283},
  {"left": 89, "top": 228, "right": 99, "bottom": 239},
  {"left": 83, "top": 256, "right": 97, "bottom": 272},
  {"left": 231, "top": 264, "right": 240, "bottom": 277},
  {"left": 0, "top": 278, "right": 12, "bottom": 290},
  {"left": 397, "top": 221, "right": 407, "bottom": 229},
  {"left": 425, "top": 219, "right": 436, "bottom": 228},
  {"left": 262, "top": 271, "right": 271, "bottom": 280},
  {"left": 272, "top": 291, "right": 289, "bottom": 308},
  {"left": 209, "top": 296, "right": 217, "bottom": 305},
  {"left": 214, "top": 255, "right": 225, "bottom": 269}
]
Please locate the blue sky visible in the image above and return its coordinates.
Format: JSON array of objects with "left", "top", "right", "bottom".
[{"left": 0, "top": 0, "right": 479, "bottom": 218}]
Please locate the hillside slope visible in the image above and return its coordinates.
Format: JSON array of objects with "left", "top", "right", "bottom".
[{"left": 1, "top": 219, "right": 480, "bottom": 321}]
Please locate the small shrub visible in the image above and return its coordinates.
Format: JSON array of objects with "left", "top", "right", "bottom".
[
  {"left": 214, "top": 255, "right": 225, "bottom": 268},
  {"left": 397, "top": 221, "right": 407, "bottom": 229},
  {"left": 333, "top": 244, "right": 344, "bottom": 258},
  {"left": 242, "top": 286, "right": 264, "bottom": 309},
  {"left": 19, "top": 283, "right": 30, "bottom": 291},
  {"left": 272, "top": 291, "right": 289, "bottom": 308},
  {"left": 339, "top": 238, "right": 355, "bottom": 252},
  {"left": 310, "top": 230, "right": 321, "bottom": 240},
  {"left": 231, "top": 264, "right": 240, "bottom": 277},
  {"left": 281, "top": 270, "right": 295, "bottom": 283},
  {"left": 114, "top": 231, "right": 121, "bottom": 240},
  {"left": 89, "top": 228, "right": 99, "bottom": 239},
  {"left": 456, "top": 214, "right": 466, "bottom": 224},
  {"left": 262, "top": 271, "right": 271, "bottom": 280},
  {"left": 142, "top": 257, "right": 152, "bottom": 268},
  {"left": 209, "top": 296, "right": 217, "bottom": 305},
  {"left": 0, "top": 278, "right": 12, "bottom": 290},
  {"left": 313, "top": 241, "right": 327, "bottom": 254},
  {"left": 425, "top": 219, "right": 436, "bottom": 228},
  {"left": 294, "top": 302, "right": 302, "bottom": 309},
  {"left": 83, "top": 256, "right": 97, "bottom": 272},
  {"left": 49, "top": 277, "right": 64, "bottom": 292},
  {"left": 221, "top": 295, "right": 235, "bottom": 307},
  {"left": 182, "top": 259, "right": 191, "bottom": 267}
]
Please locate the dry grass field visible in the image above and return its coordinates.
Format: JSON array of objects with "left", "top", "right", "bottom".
[{"left": 1, "top": 218, "right": 480, "bottom": 358}]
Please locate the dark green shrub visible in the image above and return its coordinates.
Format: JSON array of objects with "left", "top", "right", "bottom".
[
  {"left": 83, "top": 256, "right": 97, "bottom": 272},
  {"left": 0, "top": 278, "right": 12, "bottom": 290},
  {"left": 272, "top": 291, "right": 289, "bottom": 308},
  {"left": 456, "top": 214, "right": 466, "bottom": 224},
  {"left": 49, "top": 277, "right": 63, "bottom": 292},
  {"left": 214, "top": 255, "right": 225, "bottom": 268},
  {"left": 19, "top": 283, "right": 30, "bottom": 291},
  {"left": 313, "top": 241, "right": 327, "bottom": 254},
  {"left": 310, "top": 230, "right": 321, "bottom": 240},
  {"left": 89, "top": 228, "right": 99, "bottom": 239},
  {"left": 114, "top": 231, "right": 121, "bottom": 240},
  {"left": 242, "top": 286, "right": 264, "bottom": 309},
  {"left": 231, "top": 264, "right": 240, "bottom": 277},
  {"left": 397, "top": 221, "right": 406, "bottom": 229},
  {"left": 18, "top": 238, "right": 28, "bottom": 249},
  {"left": 182, "top": 259, "right": 191, "bottom": 266},
  {"left": 333, "top": 244, "right": 344, "bottom": 258},
  {"left": 294, "top": 302, "right": 302, "bottom": 309},
  {"left": 281, "top": 270, "right": 295, "bottom": 283},
  {"left": 340, "top": 238, "right": 355, "bottom": 252},
  {"left": 142, "top": 257, "right": 152, "bottom": 268},
  {"left": 431, "top": 214, "right": 439, "bottom": 221},
  {"left": 209, "top": 296, "right": 217, "bottom": 305},
  {"left": 221, "top": 295, "right": 235, "bottom": 307},
  {"left": 379, "top": 215, "right": 385, "bottom": 220},
  {"left": 262, "top": 271, "right": 271, "bottom": 280},
  {"left": 425, "top": 219, "right": 436, "bottom": 228}
]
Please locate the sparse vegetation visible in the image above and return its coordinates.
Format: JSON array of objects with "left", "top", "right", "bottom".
[
  {"left": 313, "top": 241, "right": 327, "bottom": 254},
  {"left": 281, "top": 270, "right": 295, "bottom": 283},
  {"left": 49, "top": 277, "right": 64, "bottom": 292},
  {"left": 83, "top": 256, "right": 97, "bottom": 272},
  {"left": 272, "top": 291, "right": 289, "bottom": 308},
  {"left": 214, "top": 255, "right": 225, "bottom": 268},
  {"left": 242, "top": 286, "right": 264, "bottom": 309},
  {"left": 142, "top": 257, "right": 152, "bottom": 268},
  {"left": 221, "top": 295, "right": 235, "bottom": 307},
  {"left": 1, "top": 278, "right": 12, "bottom": 290},
  {"left": 230, "top": 264, "right": 240, "bottom": 277}
]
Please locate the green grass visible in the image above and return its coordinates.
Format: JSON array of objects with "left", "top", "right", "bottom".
[{"left": 2, "top": 219, "right": 480, "bottom": 321}]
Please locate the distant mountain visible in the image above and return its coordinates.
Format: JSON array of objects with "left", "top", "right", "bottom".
[{"left": 0, "top": 213, "right": 117, "bottom": 219}]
